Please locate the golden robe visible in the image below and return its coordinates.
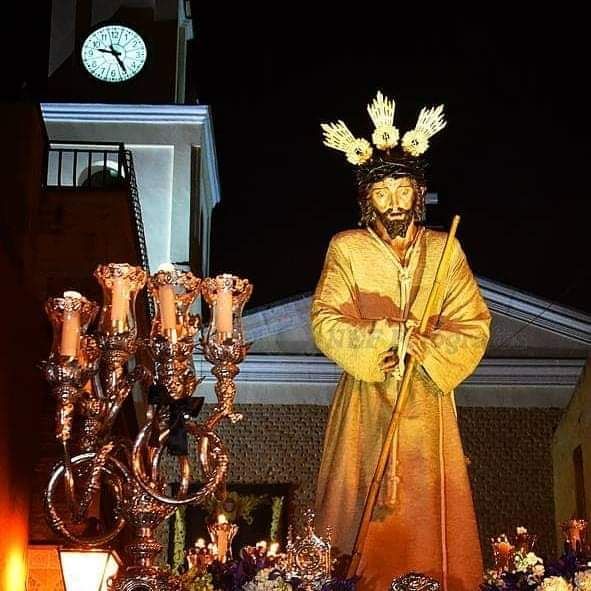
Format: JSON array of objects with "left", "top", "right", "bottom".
[{"left": 311, "top": 227, "right": 491, "bottom": 591}]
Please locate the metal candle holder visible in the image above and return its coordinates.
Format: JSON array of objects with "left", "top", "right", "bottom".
[{"left": 42, "top": 265, "right": 252, "bottom": 591}]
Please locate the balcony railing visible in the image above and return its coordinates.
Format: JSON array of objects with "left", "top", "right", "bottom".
[{"left": 44, "top": 141, "right": 127, "bottom": 189}]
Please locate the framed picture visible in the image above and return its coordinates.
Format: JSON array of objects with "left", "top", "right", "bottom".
[{"left": 168, "top": 482, "right": 292, "bottom": 572}]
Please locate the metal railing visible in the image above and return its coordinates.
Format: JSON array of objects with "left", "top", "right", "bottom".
[{"left": 44, "top": 141, "right": 127, "bottom": 189}]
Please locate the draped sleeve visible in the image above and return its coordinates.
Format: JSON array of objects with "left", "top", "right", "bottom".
[
  {"left": 421, "top": 238, "right": 491, "bottom": 394},
  {"left": 311, "top": 237, "right": 401, "bottom": 383}
]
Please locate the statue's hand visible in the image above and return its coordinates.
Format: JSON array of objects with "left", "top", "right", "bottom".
[
  {"left": 380, "top": 350, "right": 398, "bottom": 374},
  {"left": 408, "top": 333, "right": 433, "bottom": 363}
]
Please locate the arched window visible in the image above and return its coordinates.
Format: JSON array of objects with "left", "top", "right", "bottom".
[{"left": 77, "top": 162, "right": 126, "bottom": 188}]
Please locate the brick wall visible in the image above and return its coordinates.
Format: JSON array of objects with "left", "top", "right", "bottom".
[{"left": 163, "top": 404, "right": 563, "bottom": 566}]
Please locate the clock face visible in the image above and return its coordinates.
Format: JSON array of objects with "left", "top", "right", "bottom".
[{"left": 81, "top": 25, "right": 147, "bottom": 83}]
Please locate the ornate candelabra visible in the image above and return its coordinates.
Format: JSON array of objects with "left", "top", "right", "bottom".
[{"left": 42, "top": 262, "right": 252, "bottom": 591}]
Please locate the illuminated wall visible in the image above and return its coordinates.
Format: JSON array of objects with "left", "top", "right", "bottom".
[{"left": 553, "top": 357, "right": 591, "bottom": 547}]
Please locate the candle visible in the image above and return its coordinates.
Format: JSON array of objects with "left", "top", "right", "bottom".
[
  {"left": 268, "top": 542, "right": 280, "bottom": 557},
  {"left": 158, "top": 263, "right": 175, "bottom": 273},
  {"left": 111, "top": 276, "right": 129, "bottom": 331},
  {"left": 216, "top": 514, "right": 229, "bottom": 562},
  {"left": 157, "top": 264, "right": 177, "bottom": 342},
  {"left": 491, "top": 534, "right": 515, "bottom": 573},
  {"left": 207, "top": 542, "right": 218, "bottom": 557},
  {"left": 568, "top": 527, "right": 582, "bottom": 545},
  {"left": 256, "top": 540, "right": 268, "bottom": 552},
  {"left": 60, "top": 291, "right": 82, "bottom": 357},
  {"left": 215, "top": 275, "right": 233, "bottom": 337}
]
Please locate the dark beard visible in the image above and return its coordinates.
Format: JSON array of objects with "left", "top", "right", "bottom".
[{"left": 376, "top": 208, "right": 413, "bottom": 239}]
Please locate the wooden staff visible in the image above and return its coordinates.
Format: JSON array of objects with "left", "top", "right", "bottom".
[{"left": 347, "top": 215, "right": 461, "bottom": 578}]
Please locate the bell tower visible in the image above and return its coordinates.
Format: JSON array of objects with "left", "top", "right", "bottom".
[{"left": 47, "top": 0, "right": 194, "bottom": 103}]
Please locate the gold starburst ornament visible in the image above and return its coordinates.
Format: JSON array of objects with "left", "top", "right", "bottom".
[
  {"left": 401, "top": 105, "right": 446, "bottom": 156},
  {"left": 321, "top": 92, "right": 447, "bottom": 165},
  {"left": 367, "top": 91, "right": 400, "bottom": 150},
  {"left": 321, "top": 120, "right": 374, "bottom": 165}
]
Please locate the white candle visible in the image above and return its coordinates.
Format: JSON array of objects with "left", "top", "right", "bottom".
[
  {"left": 195, "top": 538, "right": 206, "bottom": 549},
  {"left": 158, "top": 263, "right": 175, "bottom": 273},
  {"left": 158, "top": 285, "right": 176, "bottom": 331},
  {"left": 157, "top": 264, "right": 177, "bottom": 341},
  {"left": 256, "top": 540, "right": 268, "bottom": 553},
  {"left": 111, "top": 276, "right": 129, "bottom": 330},
  {"left": 215, "top": 275, "right": 233, "bottom": 336},
  {"left": 60, "top": 291, "right": 82, "bottom": 357},
  {"left": 216, "top": 514, "right": 229, "bottom": 562}
]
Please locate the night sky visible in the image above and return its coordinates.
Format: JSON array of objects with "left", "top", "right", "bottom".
[
  {"left": 194, "top": 9, "right": 591, "bottom": 313},
  {"left": 4, "top": 7, "right": 590, "bottom": 313}
]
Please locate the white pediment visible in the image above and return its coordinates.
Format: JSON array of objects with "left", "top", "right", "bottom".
[{"left": 193, "top": 280, "right": 590, "bottom": 407}]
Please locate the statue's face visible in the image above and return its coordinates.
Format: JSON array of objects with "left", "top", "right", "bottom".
[
  {"left": 368, "top": 176, "right": 416, "bottom": 239},
  {"left": 369, "top": 176, "right": 416, "bottom": 215}
]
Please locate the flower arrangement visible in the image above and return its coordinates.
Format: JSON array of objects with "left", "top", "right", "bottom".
[
  {"left": 180, "top": 538, "right": 357, "bottom": 591},
  {"left": 242, "top": 569, "right": 292, "bottom": 591},
  {"left": 181, "top": 571, "right": 215, "bottom": 591},
  {"left": 482, "top": 526, "right": 589, "bottom": 591},
  {"left": 483, "top": 548, "right": 545, "bottom": 590},
  {"left": 181, "top": 522, "right": 591, "bottom": 590}
]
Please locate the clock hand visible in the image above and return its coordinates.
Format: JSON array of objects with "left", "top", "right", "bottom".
[
  {"left": 113, "top": 53, "right": 127, "bottom": 72},
  {"left": 106, "top": 44, "right": 127, "bottom": 72}
]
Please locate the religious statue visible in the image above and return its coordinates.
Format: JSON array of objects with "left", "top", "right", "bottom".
[{"left": 312, "top": 92, "right": 491, "bottom": 590}]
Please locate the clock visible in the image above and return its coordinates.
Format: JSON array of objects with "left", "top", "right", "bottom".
[{"left": 81, "top": 25, "right": 147, "bottom": 83}]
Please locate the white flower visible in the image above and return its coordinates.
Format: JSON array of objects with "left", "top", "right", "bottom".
[
  {"left": 575, "top": 570, "right": 591, "bottom": 591},
  {"left": 515, "top": 551, "right": 543, "bottom": 572},
  {"left": 527, "top": 564, "right": 546, "bottom": 585},
  {"left": 484, "top": 569, "right": 505, "bottom": 588},
  {"left": 537, "top": 576, "right": 573, "bottom": 591},
  {"left": 533, "top": 564, "right": 546, "bottom": 578},
  {"left": 517, "top": 526, "right": 528, "bottom": 534},
  {"left": 243, "top": 569, "right": 292, "bottom": 591}
]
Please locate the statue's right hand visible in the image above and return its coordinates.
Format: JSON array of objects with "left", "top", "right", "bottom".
[{"left": 380, "top": 350, "right": 398, "bottom": 373}]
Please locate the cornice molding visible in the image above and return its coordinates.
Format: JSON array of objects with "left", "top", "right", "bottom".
[
  {"left": 196, "top": 355, "right": 585, "bottom": 387},
  {"left": 41, "top": 102, "right": 220, "bottom": 207}
]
